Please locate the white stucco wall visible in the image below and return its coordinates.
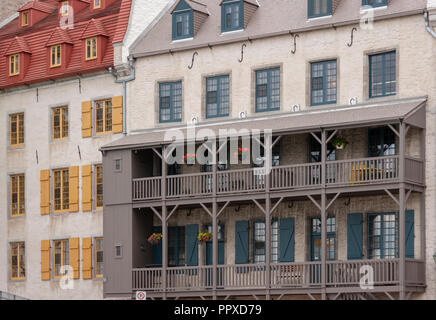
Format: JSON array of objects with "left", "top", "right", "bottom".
[{"left": 0, "top": 74, "right": 124, "bottom": 299}]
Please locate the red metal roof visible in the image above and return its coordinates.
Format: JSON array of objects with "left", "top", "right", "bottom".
[
  {"left": 0, "top": 0, "right": 132, "bottom": 89},
  {"left": 80, "top": 18, "right": 108, "bottom": 38},
  {"left": 18, "top": 0, "right": 56, "bottom": 13},
  {"left": 5, "top": 36, "right": 32, "bottom": 55},
  {"left": 45, "top": 27, "right": 74, "bottom": 46}
]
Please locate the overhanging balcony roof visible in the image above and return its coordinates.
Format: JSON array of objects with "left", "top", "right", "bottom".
[{"left": 101, "top": 96, "right": 427, "bottom": 151}]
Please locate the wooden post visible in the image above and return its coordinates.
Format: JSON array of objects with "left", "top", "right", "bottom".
[
  {"left": 212, "top": 146, "right": 218, "bottom": 300},
  {"left": 161, "top": 145, "right": 167, "bottom": 300},
  {"left": 321, "top": 129, "right": 327, "bottom": 300},
  {"left": 265, "top": 133, "right": 272, "bottom": 300},
  {"left": 399, "top": 122, "right": 406, "bottom": 300},
  {"left": 420, "top": 127, "right": 426, "bottom": 281}
]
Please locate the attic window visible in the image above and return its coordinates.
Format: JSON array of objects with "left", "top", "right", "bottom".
[
  {"left": 221, "top": 0, "right": 243, "bottom": 32},
  {"left": 22, "top": 11, "right": 29, "bottom": 27},
  {"left": 173, "top": 11, "right": 193, "bottom": 40},
  {"left": 308, "top": 0, "right": 332, "bottom": 18},
  {"left": 50, "top": 45, "right": 62, "bottom": 67},
  {"left": 94, "top": 0, "right": 101, "bottom": 9},
  {"left": 61, "top": 1, "right": 69, "bottom": 16},
  {"left": 9, "top": 54, "right": 20, "bottom": 76},
  {"left": 86, "top": 37, "right": 98, "bottom": 60}
]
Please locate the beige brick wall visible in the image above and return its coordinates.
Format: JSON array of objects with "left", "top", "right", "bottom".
[{"left": 129, "top": 14, "right": 436, "bottom": 300}]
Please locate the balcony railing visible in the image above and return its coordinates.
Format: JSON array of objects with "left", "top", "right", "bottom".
[
  {"left": 132, "top": 259, "right": 425, "bottom": 293},
  {"left": 132, "top": 155, "right": 424, "bottom": 201}
]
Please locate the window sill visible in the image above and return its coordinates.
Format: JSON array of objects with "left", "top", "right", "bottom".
[
  {"left": 171, "top": 37, "right": 194, "bottom": 43},
  {"left": 307, "top": 14, "right": 332, "bottom": 22},
  {"left": 8, "top": 144, "right": 25, "bottom": 150},
  {"left": 220, "top": 28, "right": 244, "bottom": 36},
  {"left": 360, "top": 5, "right": 387, "bottom": 13},
  {"left": 8, "top": 278, "right": 26, "bottom": 282},
  {"left": 9, "top": 214, "right": 26, "bottom": 220}
]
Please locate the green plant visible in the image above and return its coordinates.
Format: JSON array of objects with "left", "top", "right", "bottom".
[
  {"left": 147, "top": 233, "right": 163, "bottom": 245},
  {"left": 197, "top": 232, "right": 212, "bottom": 243},
  {"left": 331, "top": 137, "right": 349, "bottom": 149}
]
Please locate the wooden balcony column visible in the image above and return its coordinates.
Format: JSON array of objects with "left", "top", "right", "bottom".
[{"left": 161, "top": 145, "right": 168, "bottom": 300}]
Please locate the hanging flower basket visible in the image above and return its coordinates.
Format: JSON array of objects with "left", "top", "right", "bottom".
[
  {"left": 184, "top": 153, "right": 197, "bottom": 166},
  {"left": 147, "top": 233, "right": 162, "bottom": 245},
  {"left": 233, "top": 147, "right": 250, "bottom": 161},
  {"left": 197, "top": 232, "right": 213, "bottom": 243},
  {"left": 331, "top": 137, "right": 349, "bottom": 150}
]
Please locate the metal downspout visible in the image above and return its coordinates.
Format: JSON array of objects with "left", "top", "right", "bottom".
[
  {"left": 108, "top": 56, "right": 136, "bottom": 135},
  {"left": 425, "top": 11, "right": 436, "bottom": 39}
]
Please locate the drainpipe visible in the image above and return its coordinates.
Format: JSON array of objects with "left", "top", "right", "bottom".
[
  {"left": 108, "top": 56, "right": 136, "bottom": 135},
  {"left": 424, "top": 11, "right": 436, "bottom": 39}
]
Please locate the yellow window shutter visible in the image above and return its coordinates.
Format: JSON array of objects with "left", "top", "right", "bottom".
[
  {"left": 41, "top": 240, "right": 51, "bottom": 280},
  {"left": 69, "top": 166, "right": 79, "bottom": 212},
  {"left": 81, "top": 100, "right": 92, "bottom": 138},
  {"left": 69, "top": 238, "right": 80, "bottom": 279},
  {"left": 82, "top": 165, "right": 92, "bottom": 212},
  {"left": 40, "top": 170, "right": 50, "bottom": 215},
  {"left": 82, "top": 237, "right": 93, "bottom": 280},
  {"left": 112, "top": 96, "right": 123, "bottom": 134}
]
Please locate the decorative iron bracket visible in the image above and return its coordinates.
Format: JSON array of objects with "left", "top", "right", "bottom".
[
  {"left": 291, "top": 34, "right": 299, "bottom": 54},
  {"left": 347, "top": 27, "right": 357, "bottom": 47},
  {"left": 238, "top": 43, "right": 247, "bottom": 63},
  {"left": 188, "top": 51, "right": 198, "bottom": 69}
]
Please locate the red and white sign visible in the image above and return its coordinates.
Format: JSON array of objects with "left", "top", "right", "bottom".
[{"left": 136, "top": 291, "right": 146, "bottom": 300}]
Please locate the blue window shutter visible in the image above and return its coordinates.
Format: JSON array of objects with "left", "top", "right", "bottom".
[
  {"left": 186, "top": 224, "right": 198, "bottom": 266},
  {"left": 152, "top": 226, "right": 162, "bottom": 265},
  {"left": 347, "top": 213, "right": 363, "bottom": 260},
  {"left": 235, "top": 220, "right": 249, "bottom": 264},
  {"left": 405, "top": 210, "right": 415, "bottom": 259},
  {"left": 279, "top": 218, "right": 294, "bottom": 262}
]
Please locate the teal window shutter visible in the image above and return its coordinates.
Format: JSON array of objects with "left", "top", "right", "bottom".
[
  {"left": 186, "top": 224, "right": 198, "bottom": 266},
  {"left": 405, "top": 210, "right": 415, "bottom": 259},
  {"left": 235, "top": 220, "right": 249, "bottom": 264},
  {"left": 152, "top": 226, "right": 162, "bottom": 265},
  {"left": 279, "top": 218, "right": 295, "bottom": 262},
  {"left": 347, "top": 213, "right": 363, "bottom": 260}
]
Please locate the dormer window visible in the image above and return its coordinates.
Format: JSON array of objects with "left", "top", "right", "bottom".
[
  {"left": 221, "top": 0, "right": 243, "bottom": 32},
  {"left": 61, "top": 1, "right": 69, "bottom": 16},
  {"left": 362, "top": 0, "right": 387, "bottom": 8},
  {"left": 9, "top": 54, "right": 20, "bottom": 76},
  {"left": 173, "top": 11, "right": 193, "bottom": 40},
  {"left": 21, "top": 11, "right": 29, "bottom": 27},
  {"left": 86, "top": 37, "right": 97, "bottom": 60},
  {"left": 94, "top": 0, "right": 101, "bottom": 9},
  {"left": 50, "top": 45, "right": 62, "bottom": 67},
  {"left": 308, "top": 0, "right": 332, "bottom": 18}
]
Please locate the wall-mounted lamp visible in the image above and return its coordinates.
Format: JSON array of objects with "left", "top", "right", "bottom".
[{"left": 433, "top": 252, "right": 436, "bottom": 264}]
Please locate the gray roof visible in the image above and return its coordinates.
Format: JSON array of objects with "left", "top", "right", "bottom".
[
  {"left": 101, "top": 97, "right": 427, "bottom": 151},
  {"left": 131, "top": 0, "right": 426, "bottom": 57}
]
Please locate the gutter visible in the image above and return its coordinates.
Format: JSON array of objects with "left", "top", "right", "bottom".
[
  {"left": 108, "top": 56, "right": 136, "bottom": 135},
  {"left": 424, "top": 11, "right": 436, "bottom": 39}
]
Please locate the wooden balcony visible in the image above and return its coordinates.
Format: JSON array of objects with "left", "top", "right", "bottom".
[
  {"left": 132, "top": 259, "right": 425, "bottom": 297},
  {"left": 132, "top": 155, "right": 424, "bottom": 202}
]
